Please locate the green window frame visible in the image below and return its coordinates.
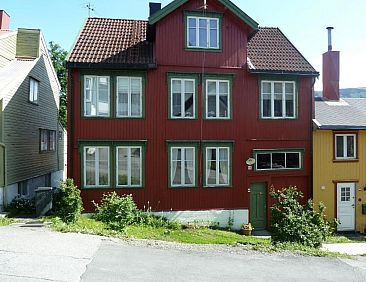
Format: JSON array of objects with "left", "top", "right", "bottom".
[
  {"left": 83, "top": 146, "right": 111, "bottom": 188},
  {"left": 167, "top": 141, "right": 199, "bottom": 188},
  {"left": 83, "top": 76, "right": 110, "bottom": 117},
  {"left": 116, "top": 146, "right": 143, "bottom": 187},
  {"left": 79, "top": 140, "right": 146, "bottom": 189},
  {"left": 116, "top": 76, "right": 143, "bottom": 118},
  {"left": 184, "top": 11, "right": 223, "bottom": 51},
  {"left": 80, "top": 70, "right": 146, "bottom": 119},
  {"left": 253, "top": 149, "right": 304, "bottom": 171},
  {"left": 204, "top": 74, "right": 233, "bottom": 120},
  {"left": 168, "top": 73, "right": 198, "bottom": 119},
  {"left": 203, "top": 141, "right": 233, "bottom": 187},
  {"left": 259, "top": 77, "right": 298, "bottom": 119}
]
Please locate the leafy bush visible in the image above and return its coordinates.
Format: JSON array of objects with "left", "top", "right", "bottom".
[
  {"left": 93, "top": 192, "right": 180, "bottom": 230},
  {"left": 270, "top": 186, "right": 335, "bottom": 248},
  {"left": 93, "top": 192, "right": 139, "bottom": 229},
  {"left": 7, "top": 196, "right": 36, "bottom": 216},
  {"left": 53, "top": 179, "right": 83, "bottom": 224}
]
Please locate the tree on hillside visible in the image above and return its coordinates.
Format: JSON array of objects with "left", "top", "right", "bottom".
[{"left": 48, "top": 41, "right": 68, "bottom": 128}]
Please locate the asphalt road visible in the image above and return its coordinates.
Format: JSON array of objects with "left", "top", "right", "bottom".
[{"left": 1, "top": 223, "right": 366, "bottom": 282}]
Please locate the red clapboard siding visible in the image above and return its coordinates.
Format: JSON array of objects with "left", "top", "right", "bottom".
[{"left": 67, "top": 0, "right": 314, "bottom": 212}]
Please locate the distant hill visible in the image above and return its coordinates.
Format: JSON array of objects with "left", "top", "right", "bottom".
[{"left": 315, "top": 87, "right": 366, "bottom": 98}]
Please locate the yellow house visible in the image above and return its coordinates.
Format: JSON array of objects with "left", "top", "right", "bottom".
[{"left": 313, "top": 98, "right": 366, "bottom": 233}]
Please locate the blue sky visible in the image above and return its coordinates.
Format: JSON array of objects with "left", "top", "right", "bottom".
[{"left": 2, "top": 0, "right": 365, "bottom": 90}]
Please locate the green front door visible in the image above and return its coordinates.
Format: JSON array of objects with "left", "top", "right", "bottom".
[{"left": 250, "top": 182, "right": 267, "bottom": 230}]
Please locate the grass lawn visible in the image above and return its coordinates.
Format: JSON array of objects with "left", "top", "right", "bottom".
[{"left": 47, "top": 216, "right": 347, "bottom": 257}]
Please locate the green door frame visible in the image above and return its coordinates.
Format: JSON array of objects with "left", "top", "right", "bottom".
[{"left": 250, "top": 182, "right": 267, "bottom": 230}]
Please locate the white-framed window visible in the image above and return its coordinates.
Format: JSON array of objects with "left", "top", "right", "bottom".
[
  {"left": 40, "top": 129, "right": 56, "bottom": 152},
  {"left": 29, "top": 78, "right": 39, "bottom": 103},
  {"left": 84, "top": 146, "right": 110, "bottom": 187},
  {"left": 261, "top": 81, "right": 296, "bottom": 119},
  {"left": 84, "top": 76, "right": 110, "bottom": 117},
  {"left": 206, "top": 79, "right": 230, "bottom": 119},
  {"left": 255, "top": 150, "right": 302, "bottom": 171},
  {"left": 116, "top": 146, "right": 142, "bottom": 187},
  {"left": 170, "top": 147, "right": 195, "bottom": 187},
  {"left": 205, "top": 147, "right": 230, "bottom": 186},
  {"left": 187, "top": 16, "right": 219, "bottom": 49},
  {"left": 116, "top": 77, "right": 142, "bottom": 118},
  {"left": 171, "top": 78, "right": 195, "bottom": 119},
  {"left": 335, "top": 134, "right": 356, "bottom": 160}
]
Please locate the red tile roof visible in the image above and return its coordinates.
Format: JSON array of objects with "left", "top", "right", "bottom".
[
  {"left": 247, "top": 27, "right": 318, "bottom": 75},
  {"left": 67, "top": 19, "right": 317, "bottom": 75},
  {"left": 67, "top": 18, "right": 154, "bottom": 67}
]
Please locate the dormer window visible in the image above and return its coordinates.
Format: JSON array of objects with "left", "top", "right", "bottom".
[{"left": 185, "top": 12, "right": 222, "bottom": 50}]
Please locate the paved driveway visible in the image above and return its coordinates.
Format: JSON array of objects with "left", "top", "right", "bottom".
[{"left": 1, "top": 223, "right": 366, "bottom": 282}]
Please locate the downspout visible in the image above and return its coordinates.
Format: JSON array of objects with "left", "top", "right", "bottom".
[
  {"left": 310, "top": 76, "right": 317, "bottom": 200},
  {"left": 0, "top": 143, "right": 5, "bottom": 211},
  {"left": 68, "top": 71, "right": 74, "bottom": 179}
]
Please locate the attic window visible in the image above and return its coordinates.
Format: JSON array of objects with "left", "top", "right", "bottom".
[
  {"left": 29, "top": 78, "right": 39, "bottom": 104},
  {"left": 185, "top": 12, "right": 222, "bottom": 50}
]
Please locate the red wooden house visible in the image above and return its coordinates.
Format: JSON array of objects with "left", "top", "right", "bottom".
[{"left": 66, "top": 0, "right": 318, "bottom": 229}]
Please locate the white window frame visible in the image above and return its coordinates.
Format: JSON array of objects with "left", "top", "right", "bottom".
[
  {"left": 29, "top": 78, "right": 39, "bottom": 103},
  {"left": 187, "top": 16, "right": 219, "bottom": 49},
  {"left": 116, "top": 77, "right": 143, "bottom": 118},
  {"left": 170, "top": 147, "right": 195, "bottom": 187},
  {"left": 335, "top": 134, "right": 356, "bottom": 160},
  {"left": 205, "top": 146, "right": 230, "bottom": 187},
  {"left": 83, "top": 146, "right": 110, "bottom": 188},
  {"left": 170, "top": 78, "right": 196, "bottom": 119},
  {"left": 205, "top": 79, "right": 230, "bottom": 119},
  {"left": 255, "top": 151, "right": 302, "bottom": 171},
  {"left": 116, "top": 146, "right": 143, "bottom": 187},
  {"left": 84, "top": 76, "right": 110, "bottom": 117},
  {"left": 261, "top": 81, "right": 296, "bottom": 119}
]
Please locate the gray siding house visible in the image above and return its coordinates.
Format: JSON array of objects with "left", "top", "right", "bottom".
[{"left": 0, "top": 10, "right": 65, "bottom": 209}]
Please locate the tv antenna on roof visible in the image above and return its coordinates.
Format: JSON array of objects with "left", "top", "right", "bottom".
[{"left": 85, "top": 2, "right": 95, "bottom": 17}]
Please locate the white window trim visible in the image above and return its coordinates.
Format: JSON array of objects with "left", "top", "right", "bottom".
[
  {"left": 255, "top": 151, "right": 302, "bottom": 171},
  {"left": 187, "top": 16, "right": 219, "bottom": 49},
  {"left": 29, "top": 78, "right": 39, "bottom": 103},
  {"left": 116, "top": 76, "right": 143, "bottom": 118},
  {"left": 116, "top": 146, "right": 143, "bottom": 187},
  {"left": 205, "top": 146, "right": 230, "bottom": 187},
  {"left": 170, "top": 78, "right": 196, "bottom": 119},
  {"left": 170, "top": 147, "right": 195, "bottom": 187},
  {"left": 83, "top": 146, "right": 110, "bottom": 188},
  {"left": 84, "top": 75, "right": 110, "bottom": 117},
  {"left": 261, "top": 80, "right": 296, "bottom": 119},
  {"left": 205, "top": 79, "right": 230, "bottom": 119},
  {"left": 335, "top": 134, "right": 357, "bottom": 160}
]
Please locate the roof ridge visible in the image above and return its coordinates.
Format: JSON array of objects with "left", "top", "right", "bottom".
[{"left": 88, "top": 17, "right": 148, "bottom": 22}]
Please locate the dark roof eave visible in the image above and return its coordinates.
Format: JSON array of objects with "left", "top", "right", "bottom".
[
  {"left": 317, "top": 125, "right": 366, "bottom": 130},
  {"left": 249, "top": 69, "right": 319, "bottom": 77},
  {"left": 66, "top": 62, "right": 157, "bottom": 70}
]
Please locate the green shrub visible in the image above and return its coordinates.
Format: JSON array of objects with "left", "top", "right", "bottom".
[
  {"left": 93, "top": 192, "right": 140, "bottom": 229},
  {"left": 7, "top": 196, "right": 35, "bottom": 216},
  {"left": 53, "top": 179, "right": 83, "bottom": 224},
  {"left": 93, "top": 192, "right": 181, "bottom": 230},
  {"left": 270, "top": 186, "right": 335, "bottom": 248}
]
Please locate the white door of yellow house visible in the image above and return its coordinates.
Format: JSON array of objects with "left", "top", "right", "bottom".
[{"left": 337, "top": 183, "right": 355, "bottom": 231}]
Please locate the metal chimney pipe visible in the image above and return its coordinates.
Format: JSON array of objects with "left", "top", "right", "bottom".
[{"left": 327, "top": 27, "right": 334, "bottom": 51}]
